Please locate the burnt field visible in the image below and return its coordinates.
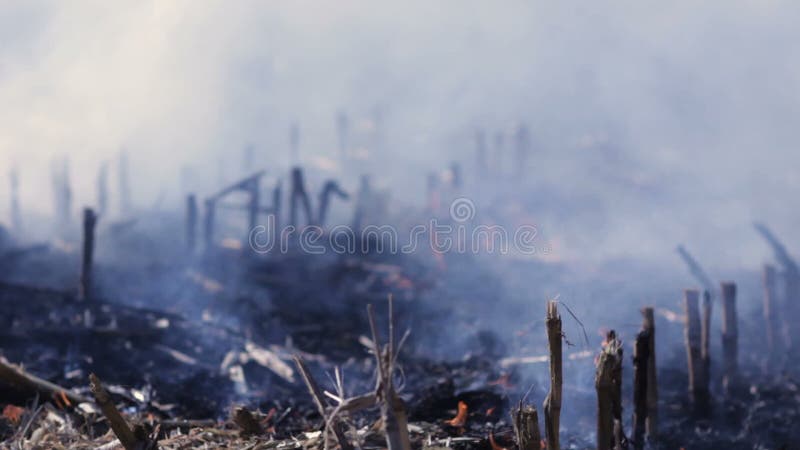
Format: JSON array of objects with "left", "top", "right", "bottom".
[{"left": 0, "top": 166, "right": 798, "bottom": 450}]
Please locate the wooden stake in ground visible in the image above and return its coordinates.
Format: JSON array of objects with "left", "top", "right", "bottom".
[
  {"left": 596, "top": 337, "right": 618, "bottom": 450},
  {"left": 543, "top": 300, "right": 562, "bottom": 450},
  {"left": 641, "top": 307, "right": 658, "bottom": 438},
  {"left": 89, "top": 373, "right": 158, "bottom": 450},
  {"left": 186, "top": 194, "right": 197, "bottom": 252},
  {"left": 632, "top": 327, "right": 650, "bottom": 450},
  {"left": 605, "top": 331, "right": 625, "bottom": 448},
  {"left": 763, "top": 265, "right": 779, "bottom": 362},
  {"left": 683, "top": 289, "right": 708, "bottom": 411},
  {"left": 512, "top": 404, "right": 542, "bottom": 450},
  {"left": 79, "top": 208, "right": 97, "bottom": 301},
  {"left": 720, "top": 282, "right": 738, "bottom": 392}
]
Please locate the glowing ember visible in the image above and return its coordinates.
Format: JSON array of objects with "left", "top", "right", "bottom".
[{"left": 445, "top": 401, "right": 468, "bottom": 427}]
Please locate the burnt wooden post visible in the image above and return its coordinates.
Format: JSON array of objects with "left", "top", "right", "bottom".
[
  {"left": 97, "top": 162, "right": 108, "bottom": 216},
  {"left": 543, "top": 300, "right": 562, "bottom": 450},
  {"left": 763, "top": 265, "right": 779, "bottom": 362},
  {"left": 720, "top": 282, "right": 738, "bottom": 392},
  {"left": 753, "top": 223, "right": 798, "bottom": 351},
  {"left": 606, "top": 330, "right": 625, "bottom": 448},
  {"left": 289, "top": 167, "right": 313, "bottom": 229},
  {"left": 632, "top": 327, "right": 650, "bottom": 449},
  {"left": 596, "top": 339, "right": 617, "bottom": 450},
  {"left": 186, "top": 194, "right": 197, "bottom": 252},
  {"left": 118, "top": 150, "right": 131, "bottom": 215},
  {"left": 512, "top": 405, "right": 541, "bottom": 450},
  {"left": 203, "top": 199, "right": 215, "bottom": 250},
  {"left": 9, "top": 167, "right": 21, "bottom": 233},
  {"left": 79, "top": 208, "right": 97, "bottom": 300},
  {"left": 642, "top": 307, "right": 658, "bottom": 438},
  {"left": 683, "top": 289, "right": 708, "bottom": 411}
]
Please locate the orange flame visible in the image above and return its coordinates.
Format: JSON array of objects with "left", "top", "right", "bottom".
[
  {"left": 445, "top": 401, "right": 468, "bottom": 427},
  {"left": 3, "top": 405, "right": 24, "bottom": 424}
]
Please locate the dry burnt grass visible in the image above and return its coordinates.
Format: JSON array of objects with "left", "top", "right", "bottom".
[{"left": 0, "top": 234, "right": 798, "bottom": 449}]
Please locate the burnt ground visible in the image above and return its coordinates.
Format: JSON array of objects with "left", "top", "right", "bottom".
[{"left": 0, "top": 212, "right": 798, "bottom": 449}]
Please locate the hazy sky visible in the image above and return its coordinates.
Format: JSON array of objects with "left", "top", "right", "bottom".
[{"left": 1, "top": 1, "right": 798, "bottom": 264}]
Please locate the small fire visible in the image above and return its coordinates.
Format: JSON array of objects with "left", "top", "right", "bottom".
[
  {"left": 2, "top": 405, "right": 24, "bottom": 424},
  {"left": 52, "top": 390, "right": 71, "bottom": 409},
  {"left": 445, "top": 401, "right": 468, "bottom": 427}
]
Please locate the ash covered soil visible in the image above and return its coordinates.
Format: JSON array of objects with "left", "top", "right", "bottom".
[{"left": 0, "top": 213, "right": 798, "bottom": 450}]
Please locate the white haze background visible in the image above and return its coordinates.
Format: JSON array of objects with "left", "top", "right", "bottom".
[{"left": 1, "top": 0, "right": 798, "bottom": 266}]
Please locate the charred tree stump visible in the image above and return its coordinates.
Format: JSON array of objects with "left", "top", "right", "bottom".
[
  {"left": 79, "top": 208, "right": 97, "bottom": 301},
  {"left": 289, "top": 167, "right": 313, "bottom": 229},
  {"left": 641, "top": 307, "right": 658, "bottom": 438},
  {"left": 632, "top": 328, "right": 650, "bottom": 449},
  {"left": 543, "top": 300, "right": 562, "bottom": 450},
  {"left": 763, "top": 265, "right": 780, "bottom": 365},
  {"left": 512, "top": 405, "right": 541, "bottom": 450},
  {"left": 606, "top": 330, "right": 626, "bottom": 449},
  {"left": 684, "top": 289, "right": 709, "bottom": 413},
  {"left": 754, "top": 223, "right": 799, "bottom": 351},
  {"left": 186, "top": 194, "right": 197, "bottom": 252},
  {"left": 720, "top": 282, "right": 739, "bottom": 392},
  {"left": 89, "top": 374, "right": 158, "bottom": 450},
  {"left": 596, "top": 342, "right": 616, "bottom": 450}
]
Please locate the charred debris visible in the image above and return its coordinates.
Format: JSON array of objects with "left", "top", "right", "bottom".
[{"left": 1, "top": 133, "right": 799, "bottom": 449}]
